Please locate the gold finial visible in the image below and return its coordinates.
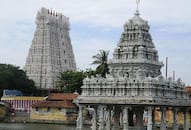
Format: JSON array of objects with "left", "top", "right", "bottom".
[{"left": 136, "top": 0, "right": 140, "bottom": 14}]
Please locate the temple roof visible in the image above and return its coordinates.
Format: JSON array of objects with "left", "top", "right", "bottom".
[
  {"left": 47, "top": 93, "right": 78, "bottom": 101},
  {"left": 126, "top": 13, "right": 147, "bottom": 26},
  {"left": 32, "top": 93, "right": 78, "bottom": 108},
  {"left": 31, "top": 100, "right": 76, "bottom": 108}
]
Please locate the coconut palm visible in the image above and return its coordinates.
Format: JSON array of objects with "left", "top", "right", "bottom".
[{"left": 92, "top": 50, "right": 109, "bottom": 78}]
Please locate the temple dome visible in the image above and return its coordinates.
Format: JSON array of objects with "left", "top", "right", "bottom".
[
  {"left": 110, "top": 11, "right": 163, "bottom": 79},
  {"left": 125, "top": 12, "right": 148, "bottom": 28},
  {"left": 131, "top": 14, "right": 147, "bottom": 25}
]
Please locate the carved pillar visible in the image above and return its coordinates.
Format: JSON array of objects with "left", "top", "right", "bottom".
[
  {"left": 123, "top": 106, "right": 129, "bottom": 130},
  {"left": 91, "top": 106, "right": 97, "bottom": 130},
  {"left": 106, "top": 106, "right": 111, "bottom": 130},
  {"left": 160, "top": 107, "right": 166, "bottom": 130},
  {"left": 112, "top": 106, "right": 120, "bottom": 130},
  {"left": 147, "top": 106, "right": 153, "bottom": 130},
  {"left": 184, "top": 109, "right": 189, "bottom": 130},
  {"left": 98, "top": 105, "right": 105, "bottom": 130},
  {"left": 172, "top": 108, "right": 178, "bottom": 130},
  {"left": 76, "top": 105, "right": 84, "bottom": 130}
]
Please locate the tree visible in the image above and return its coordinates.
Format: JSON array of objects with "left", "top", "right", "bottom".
[
  {"left": 0, "top": 64, "right": 36, "bottom": 97},
  {"left": 92, "top": 50, "right": 109, "bottom": 78},
  {"left": 56, "top": 70, "right": 96, "bottom": 94}
]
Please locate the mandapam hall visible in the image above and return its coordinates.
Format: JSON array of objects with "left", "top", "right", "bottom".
[{"left": 75, "top": 6, "right": 191, "bottom": 130}]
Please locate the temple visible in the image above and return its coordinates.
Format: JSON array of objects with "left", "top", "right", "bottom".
[
  {"left": 76, "top": 8, "right": 191, "bottom": 130},
  {"left": 25, "top": 8, "right": 76, "bottom": 89}
]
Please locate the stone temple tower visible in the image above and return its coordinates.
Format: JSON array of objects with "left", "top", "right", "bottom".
[
  {"left": 25, "top": 8, "right": 76, "bottom": 89},
  {"left": 109, "top": 10, "right": 163, "bottom": 79},
  {"left": 76, "top": 10, "right": 190, "bottom": 130}
]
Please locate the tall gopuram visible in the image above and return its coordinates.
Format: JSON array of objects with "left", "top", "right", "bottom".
[
  {"left": 25, "top": 8, "right": 76, "bottom": 89},
  {"left": 76, "top": 7, "right": 191, "bottom": 130}
]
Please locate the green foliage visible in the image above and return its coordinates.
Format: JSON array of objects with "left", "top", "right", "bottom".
[
  {"left": 92, "top": 50, "right": 109, "bottom": 78},
  {"left": 56, "top": 70, "right": 96, "bottom": 94},
  {"left": 95, "top": 63, "right": 109, "bottom": 78},
  {"left": 0, "top": 64, "right": 36, "bottom": 96}
]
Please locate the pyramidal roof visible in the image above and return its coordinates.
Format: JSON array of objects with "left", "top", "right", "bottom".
[{"left": 109, "top": 10, "right": 163, "bottom": 79}]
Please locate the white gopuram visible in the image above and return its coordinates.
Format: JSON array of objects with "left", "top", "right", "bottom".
[
  {"left": 25, "top": 8, "right": 76, "bottom": 89},
  {"left": 76, "top": 7, "right": 191, "bottom": 130}
]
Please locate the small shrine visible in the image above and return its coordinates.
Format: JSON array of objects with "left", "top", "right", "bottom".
[{"left": 76, "top": 2, "right": 191, "bottom": 130}]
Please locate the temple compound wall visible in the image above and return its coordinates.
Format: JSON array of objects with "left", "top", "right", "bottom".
[{"left": 25, "top": 8, "right": 76, "bottom": 89}]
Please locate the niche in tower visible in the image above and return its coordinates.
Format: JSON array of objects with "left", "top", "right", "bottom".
[{"left": 132, "top": 45, "right": 138, "bottom": 58}]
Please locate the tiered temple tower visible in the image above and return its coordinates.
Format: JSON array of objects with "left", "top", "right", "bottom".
[
  {"left": 25, "top": 8, "right": 76, "bottom": 89},
  {"left": 110, "top": 11, "right": 163, "bottom": 79},
  {"left": 76, "top": 10, "right": 191, "bottom": 130}
]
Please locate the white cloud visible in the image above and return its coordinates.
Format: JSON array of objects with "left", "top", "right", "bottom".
[
  {"left": 73, "top": 37, "right": 115, "bottom": 70},
  {"left": 0, "top": 0, "right": 191, "bottom": 85},
  {"left": 1, "top": 0, "right": 191, "bottom": 27}
]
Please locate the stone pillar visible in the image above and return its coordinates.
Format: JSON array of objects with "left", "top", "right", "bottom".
[
  {"left": 147, "top": 106, "right": 153, "bottom": 130},
  {"left": 184, "top": 109, "right": 189, "bottom": 130},
  {"left": 98, "top": 105, "right": 105, "bottom": 130},
  {"left": 112, "top": 106, "right": 120, "bottom": 130},
  {"left": 76, "top": 105, "right": 84, "bottom": 130},
  {"left": 160, "top": 107, "right": 166, "bottom": 130},
  {"left": 172, "top": 108, "right": 178, "bottom": 130},
  {"left": 105, "top": 106, "right": 111, "bottom": 130},
  {"left": 91, "top": 106, "right": 97, "bottom": 130},
  {"left": 134, "top": 107, "right": 144, "bottom": 130},
  {"left": 123, "top": 106, "right": 129, "bottom": 130}
]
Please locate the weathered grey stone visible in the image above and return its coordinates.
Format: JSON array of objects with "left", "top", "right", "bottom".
[
  {"left": 76, "top": 8, "right": 191, "bottom": 130},
  {"left": 78, "top": 12, "right": 190, "bottom": 106},
  {"left": 25, "top": 8, "right": 76, "bottom": 89}
]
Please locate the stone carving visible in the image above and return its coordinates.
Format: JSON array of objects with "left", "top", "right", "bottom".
[
  {"left": 25, "top": 8, "right": 76, "bottom": 89},
  {"left": 91, "top": 109, "right": 97, "bottom": 130},
  {"left": 78, "top": 10, "right": 189, "bottom": 105},
  {"left": 98, "top": 106, "right": 105, "bottom": 130},
  {"left": 177, "top": 78, "right": 182, "bottom": 85},
  {"left": 76, "top": 116, "right": 81, "bottom": 129},
  {"left": 76, "top": 9, "right": 191, "bottom": 130}
]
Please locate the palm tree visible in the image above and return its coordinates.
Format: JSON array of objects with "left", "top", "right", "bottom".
[{"left": 92, "top": 50, "right": 109, "bottom": 78}]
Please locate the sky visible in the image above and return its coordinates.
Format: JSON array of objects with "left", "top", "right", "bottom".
[{"left": 0, "top": 0, "right": 191, "bottom": 85}]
